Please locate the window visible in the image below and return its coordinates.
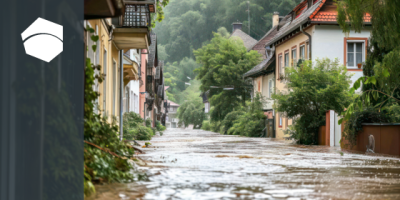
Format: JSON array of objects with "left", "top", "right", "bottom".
[
  {"left": 103, "top": 49, "right": 107, "bottom": 115},
  {"left": 300, "top": 45, "right": 305, "bottom": 60},
  {"left": 291, "top": 48, "right": 297, "bottom": 67},
  {"left": 269, "top": 80, "right": 273, "bottom": 98},
  {"left": 279, "top": 114, "right": 283, "bottom": 128},
  {"left": 278, "top": 54, "right": 283, "bottom": 77},
  {"left": 347, "top": 42, "right": 364, "bottom": 67},
  {"left": 284, "top": 52, "right": 289, "bottom": 67}
]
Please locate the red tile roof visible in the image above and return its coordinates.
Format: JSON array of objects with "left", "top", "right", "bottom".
[{"left": 311, "top": 11, "right": 371, "bottom": 22}]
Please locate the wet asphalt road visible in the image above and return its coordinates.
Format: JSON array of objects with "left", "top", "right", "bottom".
[{"left": 92, "top": 128, "right": 400, "bottom": 200}]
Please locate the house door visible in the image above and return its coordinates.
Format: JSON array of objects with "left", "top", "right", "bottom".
[{"left": 265, "top": 118, "right": 274, "bottom": 138}]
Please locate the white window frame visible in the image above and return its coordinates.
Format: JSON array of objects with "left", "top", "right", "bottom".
[
  {"left": 291, "top": 48, "right": 297, "bottom": 67},
  {"left": 278, "top": 55, "right": 283, "bottom": 77},
  {"left": 346, "top": 40, "right": 365, "bottom": 68},
  {"left": 284, "top": 52, "right": 289, "bottom": 67},
  {"left": 300, "top": 45, "right": 305, "bottom": 60},
  {"left": 268, "top": 80, "right": 273, "bottom": 98}
]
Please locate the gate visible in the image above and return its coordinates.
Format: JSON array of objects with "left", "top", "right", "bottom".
[{"left": 264, "top": 118, "right": 275, "bottom": 138}]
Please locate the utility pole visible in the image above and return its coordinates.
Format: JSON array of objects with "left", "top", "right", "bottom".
[{"left": 247, "top": 1, "right": 250, "bottom": 35}]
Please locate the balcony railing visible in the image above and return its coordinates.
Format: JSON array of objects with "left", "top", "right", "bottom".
[{"left": 123, "top": 4, "right": 151, "bottom": 28}]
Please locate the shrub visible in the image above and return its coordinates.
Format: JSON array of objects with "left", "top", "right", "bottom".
[
  {"left": 272, "top": 59, "right": 352, "bottom": 144},
  {"left": 202, "top": 120, "right": 211, "bottom": 131},
  {"left": 123, "top": 112, "right": 154, "bottom": 141},
  {"left": 220, "top": 110, "right": 245, "bottom": 135},
  {"left": 156, "top": 120, "right": 166, "bottom": 132},
  {"left": 145, "top": 118, "right": 152, "bottom": 127},
  {"left": 210, "top": 120, "right": 221, "bottom": 133},
  {"left": 125, "top": 126, "right": 153, "bottom": 141},
  {"left": 227, "top": 94, "right": 266, "bottom": 137}
]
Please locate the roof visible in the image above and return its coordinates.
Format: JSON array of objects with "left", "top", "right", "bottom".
[
  {"left": 148, "top": 32, "right": 157, "bottom": 68},
  {"left": 167, "top": 100, "right": 179, "bottom": 107},
  {"left": 243, "top": 55, "right": 275, "bottom": 78},
  {"left": 312, "top": 12, "right": 371, "bottom": 23},
  {"left": 249, "top": 25, "right": 279, "bottom": 52},
  {"left": 264, "top": 0, "right": 323, "bottom": 48},
  {"left": 230, "top": 29, "right": 258, "bottom": 51},
  {"left": 265, "top": 0, "right": 372, "bottom": 47},
  {"left": 164, "top": 86, "right": 170, "bottom": 91}
]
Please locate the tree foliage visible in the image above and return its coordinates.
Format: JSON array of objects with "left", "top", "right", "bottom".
[
  {"left": 272, "top": 59, "right": 352, "bottom": 144},
  {"left": 84, "top": 26, "right": 136, "bottom": 197},
  {"left": 123, "top": 112, "right": 154, "bottom": 141},
  {"left": 337, "top": 0, "right": 400, "bottom": 133},
  {"left": 154, "top": 0, "right": 301, "bottom": 63},
  {"left": 194, "top": 32, "right": 261, "bottom": 121},
  {"left": 177, "top": 98, "right": 205, "bottom": 128},
  {"left": 227, "top": 94, "right": 266, "bottom": 137},
  {"left": 163, "top": 58, "right": 200, "bottom": 104}
]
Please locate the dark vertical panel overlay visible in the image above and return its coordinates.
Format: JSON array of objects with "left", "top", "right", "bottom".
[{"left": 1, "top": 0, "right": 84, "bottom": 200}]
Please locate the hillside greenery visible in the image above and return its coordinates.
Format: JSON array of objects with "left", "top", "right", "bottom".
[{"left": 155, "top": 0, "right": 301, "bottom": 103}]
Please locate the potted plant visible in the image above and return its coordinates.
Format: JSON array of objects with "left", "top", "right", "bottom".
[{"left": 357, "top": 63, "right": 362, "bottom": 69}]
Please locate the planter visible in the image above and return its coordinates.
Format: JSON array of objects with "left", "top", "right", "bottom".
[
  {"left": 357, "top": 63, "right": 362, "bottom": 69},
  {"left": 341, "top": 123, "right": 400, "bottom": 156}
]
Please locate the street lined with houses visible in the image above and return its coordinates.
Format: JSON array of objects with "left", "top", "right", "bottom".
[{"left": 91, "top": 129, "right": 400, "bottom": 200}]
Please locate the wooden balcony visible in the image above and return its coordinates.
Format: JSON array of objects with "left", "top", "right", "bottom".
[{"left": 112, "top": 1, "right": 155, "bottom": 50}]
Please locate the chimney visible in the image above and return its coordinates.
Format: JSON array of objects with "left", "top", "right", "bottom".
[
  {"left": 232, "top": 21, "right": 242, "bottom": 32},
  {"left": 272, "top": 12, "right": 280, "bottom": 27}
]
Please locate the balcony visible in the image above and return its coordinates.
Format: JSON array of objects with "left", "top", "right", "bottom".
[{"left": 112, "top": 1, "right": 155, "bottom": 50}]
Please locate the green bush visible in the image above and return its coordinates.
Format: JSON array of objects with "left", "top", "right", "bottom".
[
  {"left": 210, "top": 120, "right": 221, "bottom": 133},
  {"left": 145, "top": 118, "right": 152, "bottom": 127},
  {"left": 202, "top": 120, "right": 211, "bottom": 131},
  {"left": 156, "top": 120, "right": 166, "bottom": 132},
  {"left": 272, "top": 59, "right": 352, "bottom": 144},
  {"left": 125, "top": 126, "right": 153, "bottom": 141},
  {"left": 227, "top": 94, "right": 266, "bottom": 137},
  {"left": 220, "top": 110, "right": 245, "bottom": 135},
  {"left": 123, "top": 112, "right": 154, "bottom": 141}
]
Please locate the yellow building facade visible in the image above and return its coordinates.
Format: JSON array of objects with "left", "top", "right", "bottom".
[{"left": 274, "top": 26, "right": 313, "bottom": 139}]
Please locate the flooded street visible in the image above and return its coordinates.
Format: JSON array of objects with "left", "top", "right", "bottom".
[{"left": 92, "top": 129, "right": 400, "bottom": 200}]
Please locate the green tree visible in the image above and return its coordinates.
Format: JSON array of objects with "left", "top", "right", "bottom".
[
  {"left": 337, "top": 0, "right": 400, "bottom": 126},
  {"left": 194, "top": 32, "right": 261, "bottom": 121},
  {"left": 163, "top": 58, "right": 200, "bottom": 103},
  {"left": 154, "top": 0, "right": 301, "bottom": 63},
  {"left": 272, "top": 59, "right": 353, "bottom": 144},
  {"left": 177, "top": 98, "right": 205, "bottom": 127}
]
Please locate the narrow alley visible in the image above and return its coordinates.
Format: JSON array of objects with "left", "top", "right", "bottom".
[{"left": 92, "top": 129, "right": 400, "bottom": 200}]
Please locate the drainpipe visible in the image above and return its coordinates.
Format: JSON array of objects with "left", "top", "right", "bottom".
[
  {"left": 300, "top": 24, "right": 312, "bottom": 60},
  {"left": 120, "top": 49, "right": 123, "bottom": 141}
]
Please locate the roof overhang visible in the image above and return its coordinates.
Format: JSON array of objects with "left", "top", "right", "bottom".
[
  {"left": 84, "top": 0, "right": 124, "bottom": 19},
  {"left": 243, "top": 57, "right": 276, "bottom": 78}
]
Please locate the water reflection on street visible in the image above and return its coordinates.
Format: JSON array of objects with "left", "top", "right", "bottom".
[{"left": 91, "top": 129, "right": 400, "bottom": 200}]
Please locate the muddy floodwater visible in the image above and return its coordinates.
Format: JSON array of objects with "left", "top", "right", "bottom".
[{"left": 91, "top": 129, "right": 400, "bottom": 200}]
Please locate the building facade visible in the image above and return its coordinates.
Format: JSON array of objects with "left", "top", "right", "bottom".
[
  {"left": 263, "top": 0, "right": 371, "bottom": 139},
  {"left": 85, "top": 0, "right": 156, "bottom": 133}
]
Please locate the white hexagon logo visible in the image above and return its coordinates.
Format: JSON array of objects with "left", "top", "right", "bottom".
[{"left": 21, "top": 17, "right": 63, "bottom": 62}]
